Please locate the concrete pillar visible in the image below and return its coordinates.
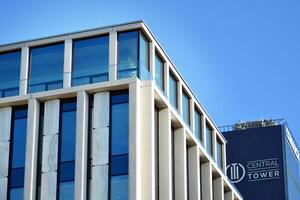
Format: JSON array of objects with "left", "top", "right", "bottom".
[
  {"left": 20, "top": 46, "right": 29, "bottom": 95},
  {"left": 109, "top": 31, "right": 117, "bottom": 81},
  {"left": 213, "top": 177, "right": 224, "bottom": 200},
  {"left": 24, "top": 99, "right": 40, "bottom": 200},
  {"left": 139, "top": 81, "right": 155, "bottom": 200},
  {"left": 158, "top": 108, "right": 172, "bottom": 200},
  {"left": 174, "top": 128, "right": 187, "bottom": 200},
  {"left": 40, "top": 99, "right": 60, "bottom": 200},
  {"left": 224, "top": 191, "right": 234, "bottom": 200},
  {"left": 149, "top": 42, "right": 155, "bottom": 80},
  {"left": 0, "top": 107, "right": 12, "bottom": 200},
  {"left": 64, "top": 39, "right": 73, "bottom": 88},
  {"left": 75, "top": 91, "right": 89, "bottom": 200},
  {"left": 201, "top": 162, "right": 213, "bottom": 200},
  {"left": 188, "top": 146, "right": 201, "bottom": 200},
  {"left": 90, "top": 92, "right": 110, "bottom": 200}
]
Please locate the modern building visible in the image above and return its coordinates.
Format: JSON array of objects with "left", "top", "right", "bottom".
[
  {"left": 0, "top": 21, "right": 242, "bottom": 200},
  {"left": 221, "top": 120, "right": 300, "bottom": 200}
]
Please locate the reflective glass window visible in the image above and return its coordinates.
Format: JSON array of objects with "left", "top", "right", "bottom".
[
  {"left": 155, "top": 53, "right": 164, "bottom": 91},
  {"left": 194, "top": 108, "right": 202, "bottom": 142},
  {"left": 72, "top": 35, "right": 109, "bottom": 86},
  {"left": 58, "top": 99, "right": 76, "bottom": 199},
  {"left": 169, "top": 72, "right": 177, "bottom": 109},
  {"left": 182, "top": 90, "right": 190, "bottom": 125},
  {"left": 216, "top": 138, "right": 223, "bottom": 169},
  {"left": 9, "top": 107, "right": 28, "bottom": 200},
  {"left": 206, "top": 126, "right": 213, "bottom": 156},
  {"left": 117, "top": 31, "right": 139, "bottom": 79},
  {"left": 28, "top": 43, "right": 64, "bottom": 93},
  {"left": 139, "top": 33, "right": 150, "bottom": 80},
  {"left": 0, "top": 51, "right": 21, "bottom": 97},
  {"left": 110, "top": 91, "right": 129, "bottom": 200}
]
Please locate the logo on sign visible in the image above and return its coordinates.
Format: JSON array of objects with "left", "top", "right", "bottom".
[{"left": 227, "top": 163, "right": 245, "bottom": 183}]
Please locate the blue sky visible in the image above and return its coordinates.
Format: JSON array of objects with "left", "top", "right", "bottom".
[{"left": 1, "top": 0, "right": 299, "bottom": 144}]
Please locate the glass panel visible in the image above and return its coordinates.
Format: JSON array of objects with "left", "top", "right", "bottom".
[
  {"left": 182, "top": 90, "right": 190, "bottom": 125},
  {"left": 117, "top": 31, "right": 139, "bottom": 79},
  {"left": 169, "top": 72, "right": 177, "bottom": 108},
  {"left": 155, "top": 53, "right": 164, "bottom": 91},
  {"left": 0, "top": 51, "right": 21, "bottom": 97},
  {"left": 110, "top": 92, "right": 129, "bottom": 200},
  {"left": 194, "top": 109, "right": 202, "bottom": 142},
  {"left": 110, "top": 175, "right": 128, "bottom": 200},
  {"left": 216, "top": 139, "right": 223, "bottom": 169},
  {"left": 72, "top": 35, "right": 109, "bottom": 86},
  {"left": 139, "top": 33, "right": 150, "bottom": 80},
  {"left": 28, "top": 43, "right": 64, "bottom": 93},
  {"left": 9, "top": 107, "right": 27, "bottom": 200},
  {"left": 58, "top": 99, "right": 76, "bottom": 199},
  {"left": 206, "top": 126, "right": 213, "bottom": 156}
]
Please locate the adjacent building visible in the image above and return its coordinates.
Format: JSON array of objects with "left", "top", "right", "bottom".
[
  {"left": 222, "top": 120, "right": 300, "bottom": 200},
  {"left": 0, "top": 21, "right": 242, "bottom": 200}
]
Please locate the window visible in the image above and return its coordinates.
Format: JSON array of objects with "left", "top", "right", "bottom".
[
  {"left": 182, "top": 90, "right": 190, "bottom": 126},
  {"left": 58, "top": 99, "right": 77, "bottom": 199},
  {"left": 117, "top": 31, "right": 150, "bottom": 80},
  {"left": 169, "top": 72, "right": 178, "bottom": 109},
  {"left": 8, "top": 107, "right": 28, "bottom": 200},
  {"left": 155, "top": 53, "right": 164, "bottom": 91},
  {"left": 110, "top": 91, "right": 129, "bottom": 200},
  {"left": 194, "top": 108, "right": 202, "bottom": 142},
  {"left": 206, "top": 125, "right": 213, "bottom": 156},
  {"left": 216, "top": 138, "right": 223, "bottom": 169},
  {"left": 0, "top": 51, "right": 21, "bottom": 97},
  {"left": 72, "top": 35, "right": 109, "bottom": 86},
  {"left": 28, "top": 43, "right": 64, "bottom": 93}
]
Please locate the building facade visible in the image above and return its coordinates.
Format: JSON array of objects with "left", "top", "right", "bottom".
[
  {"left": 222, "top": 120, "right": 300, "bottom": 200},
  {"left": 0, "top": 21, "right": 242, "bottom": 200}
]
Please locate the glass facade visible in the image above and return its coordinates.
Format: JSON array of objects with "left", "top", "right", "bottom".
[
  {"left": 8, "top": 107, "right": 28, "bottom": 200},
  {"left": 72, "top": 35, "right": 109, "bottom": 86},
  {"left": 206, "top": 126, "right": 213, "bottom": 156},
  {"left": 58, "top": 99, "right": 77, "bottom": 199},
  {"left": 110, "top": 91, "right": 129, "bottom": 200},
  {"left": 182, "top": 90, "right": 190, "bottom": 126},
  {"left": 28, "top": 43, "right": 64, "bottom": 93},
  {"left": 169, "top": 72, "right": 178, "bottom": 109},
  {"left": 0, "top": 51, "right": 21, "bottom": 98},
  {"left": 194, "top": 108, "right": 202, "bottom": 142},
  {"left": 155, "top": 53, "right": 164, "bottom": 91},
  {"left": 216, "top": 138, "right": 223, "bottom": 169},
  {"left": 284, "top": 135, "right": 300, "bottom": 199}
]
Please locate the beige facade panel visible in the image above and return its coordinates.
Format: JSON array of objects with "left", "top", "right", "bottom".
[
  {"left": 201, "top": 162, "right": 213, "bottom": 200},
  {"left": 40, "top": 171, "right": 57, "bottom": 200},
  {"left": 43, "top": 99, "right": 60, "bottom": 135},
  {"left": 213, "top": 177, "right": 224, "bottom": 200},
  {"left": 188, "top": 146, "right": 201, "bottom": 200},
  {"left": 0, "top": 107, "right": 12, "bottom": 142}
]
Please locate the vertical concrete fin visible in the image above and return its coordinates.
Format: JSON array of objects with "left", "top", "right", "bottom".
[
  {"left": 201, "top": 162, "right": 213, "bottom": 200},
  {"left": 63, "top": 39, "right": 73, "bottom": 88},
  {"left": 188, "top": 146, "right": 201, "bottom": 200},
  {"left": 213, "top": 177, "right": 224, "bottom": 200},
  {"left": 109, "top": 31, "right": 117, "bottom": 81}
]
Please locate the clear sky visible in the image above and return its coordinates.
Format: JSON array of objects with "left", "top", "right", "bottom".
[{"left": 1, "top": 0, "right": 299, "bottom": 144}]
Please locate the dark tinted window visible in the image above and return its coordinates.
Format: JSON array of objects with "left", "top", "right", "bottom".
[
  {"left": 0, "top": 51, "right": 21, "bottom": 97},
  {"left": 206, "top": 126, "right": 213, "bottom": 156},
  {"left": 169, "top": 72, "right": 177, "bottom": 109},
  {"left": 216, "top": 138, "right": 223, "bottom": 169},
  {"left": 155, "top": 53, "right": 164, "bottom": 91},
  {"left": 194, "top": 108, "right": 202, "bottom": 142},
  {"left": 28, "top": 43, "right": 64, "bottom": 93},
  {"left": 72, "top": 35, "right": 109, "bottom": 86},
  {"left": 182, "top": 90, "right": 190, "bottom": 125}
]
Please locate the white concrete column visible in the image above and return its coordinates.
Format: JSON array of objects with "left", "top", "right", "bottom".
[
  {"left": 202, "top": 116, "right": 207, "bottom": 148},
  {"left": 64, "top": 39, "right": 73, "bottom": 88},
  {"left": 158, "top": 108, "right": 172, "bottom": 200},
  {"left": 224, "top": 191, "right": 234, "bottom": 200},
  {"left": 201, "top": 162, "right": 213, "bottom": 200},
  {"left": 20, "top": 46, "right": 29, "bottom": 95},
  {"left": 164, "top": 62, "right": 169, "bottom": 98},
  {"left": 178, "top": 82, "right": 183, "bottom": 116},
  {"left": 149, "top": 42, "right": 155, "bottom": 80},
  {"left": 24, "top": 99, "right": 40, "bottom": 200},
  {"left": 138, "top": 81, "right": 155, "bottom": 200},
  {"left": 0, "top": 107, "right": 12, "bottom": 200},
  {"left": 90, "top": 92, "right": 110, "bottom": 200},
  {"left": 75, "top": 91, "right": 89, "bottom": 200},
  {"left": 213, "top": 177, "right": 224, "bottom": 200},
  {"left": 109, "top": 31, "right": 117, "bottom": 81},
  {"left": 188, "top": 146, "right": 200, "bottom": 200},
  {"left": 190, "top": 99, "right": 195, "bottom": 133},
  {"left": 40, "top": 99, "right": 60, "bottom": 200},
  {"left": 223, "top": 143, "right": 227, "bottom": 174},
  {"left": 174, "top": 128, "right": 187, "bottom": 200}
]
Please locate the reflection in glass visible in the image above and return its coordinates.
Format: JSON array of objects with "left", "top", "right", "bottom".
[
  {"left": 169, "top": 72, "right": 177, "bottom": 108},
  {"left": 155, "top": 53, "right": 164, "bottom": 91},
  {"left": 194, "top": 109, "right": 202, "bottom": 142},
  {"left": 216, "top": 138, "right": 223, "bottom": 169},
  {"left": 182, "top": 90, "right": 190, "bottom": 125},
  {"left": 206, "top": 126, "right": 213, "bottom": 156},
  {"left": 0, "top": 51, "right": 21, "bottom": 97},
  {"left": 28, "top": 43, "right": 64, "bottom": 93}
]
